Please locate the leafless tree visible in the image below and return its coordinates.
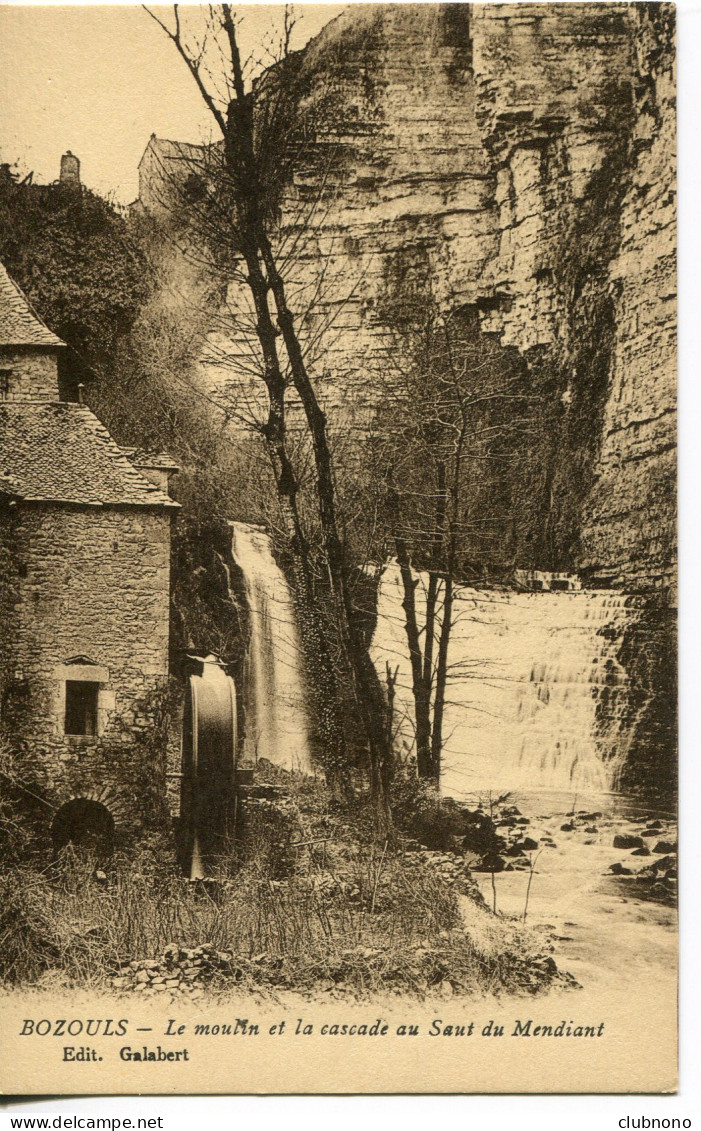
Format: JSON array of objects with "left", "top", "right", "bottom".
[
  {"left": 145, "top": 4, "right": 393, "bottom": 827},
  {"left": 373, "top": 295, "right": 535, "bottom": 783}
]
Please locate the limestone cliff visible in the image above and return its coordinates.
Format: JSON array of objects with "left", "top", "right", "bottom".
[
  {"left": 147, "top": 2, "right": 676, "bottom": 597},
  {"left": 578, "top": 4, "right": 676, "bottom": 594}
]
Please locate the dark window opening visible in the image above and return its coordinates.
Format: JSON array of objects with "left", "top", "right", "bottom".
[
  {"left": 0, "top": 368, "right": 12, "bottom": 400},
  {"left": 65, "top": 680, "right": 99, "bottom": 736}
]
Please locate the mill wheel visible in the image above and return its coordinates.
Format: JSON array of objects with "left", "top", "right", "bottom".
[{"left": 179, "top": 654, "right": 237, "bottom": 878}]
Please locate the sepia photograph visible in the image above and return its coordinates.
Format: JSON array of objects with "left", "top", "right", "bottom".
[{"left": 0, "top": 0, "right": 679, "bottom": 1096}]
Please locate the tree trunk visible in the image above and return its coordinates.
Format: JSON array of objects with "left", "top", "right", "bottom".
[
  {"left": 424, "top": 462, "right": 449, "bottom": 780},
  {"left": 395, "top": 548, "right": 433, "bottom": 778},
  {"left": 235, "top": 234, "right": 350, "bottom": 794},
  {"left": 430, "top": 572, "right": 453, "bottom": 781},
  {"left": 422, "top": 570, "right": 438, "bottom": 706},
  {"left": 151, "top": 7, "right": 390, "bottom": 828},
  {"left": 386, "top": 475, "right": 432, "bottom": 777},
  {"left": 259, "top": 232, "right": 393, "bottom": 833}
]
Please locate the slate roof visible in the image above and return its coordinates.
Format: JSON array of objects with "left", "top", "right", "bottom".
[
  {"left": 0, "top": 261, "right": 65, "bottom": 348},
  {"left": 0, "top": 402, "right": 178, "bottom": 508},
  {"left": 123, "top": 447, "right": 180, "bottom": 472}
]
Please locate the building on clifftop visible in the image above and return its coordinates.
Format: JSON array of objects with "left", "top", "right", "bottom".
[{"left": 0, "top": 259, "right": 179, "bottom": 854}]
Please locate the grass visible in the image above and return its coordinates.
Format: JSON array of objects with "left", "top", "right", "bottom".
[
  {"left": 0, "top": 854, "right": 566, "bottom": 1000},
  {"left": 0, "top": 771, "right": 571, "bottom": 999}
]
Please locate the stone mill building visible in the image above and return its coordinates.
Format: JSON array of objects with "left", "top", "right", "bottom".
[{"left": 0, "top": 260, "right": 178, "bottom": 851}]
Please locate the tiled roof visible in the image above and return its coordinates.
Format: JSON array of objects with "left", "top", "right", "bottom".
[
  {"left": 125, "top": 447, "right": 180, "bottom": 471},
  {"left": 0, "top": 402, "right": 178, "bottom": 508},
  {"left": 0, "top": 261, "right": 65, "bottom": 348}
]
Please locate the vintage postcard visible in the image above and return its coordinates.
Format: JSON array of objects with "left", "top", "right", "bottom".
[{"left": 0, "top": 0, "right": 677, "bottom": 1095}]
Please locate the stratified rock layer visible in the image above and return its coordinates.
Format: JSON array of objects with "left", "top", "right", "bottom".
[
  {"left": 144, "top": 2, "right": 676, "bottom": 597},
  {"left": 578, "top": 4, "right": 676, "bottom": 595},
  {"left": 292, "top": 3, "right": 676, "bottom": 594}
]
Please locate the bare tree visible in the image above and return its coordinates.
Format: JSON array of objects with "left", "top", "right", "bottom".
[
  {"left": 145, "top": 4, "right": 393, "bottom": 827},
  {"left": 373, "top": 296, "right": 534, "bottom": 783}
]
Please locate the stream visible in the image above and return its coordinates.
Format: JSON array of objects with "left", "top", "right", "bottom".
[
  {"left": 471, "top": 792, "right": 677, "bottom": 996},
  {"left": 370, "top": 564, "right": 677, "bottom": 995},
  {"left": 229, "top": 534, "right": 677, "bottom": 996}
]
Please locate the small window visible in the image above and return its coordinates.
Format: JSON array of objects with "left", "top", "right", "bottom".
[
  {"left": 64, "top": 680, "right": 99, "bottom": 736},
  {"left": 0, "top": 368, "right": 11, "bottom": 400}
]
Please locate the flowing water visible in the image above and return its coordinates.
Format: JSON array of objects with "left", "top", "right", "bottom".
[
  {"left": 230, "top": 522, "right": 312, "bottom": 773},
  {"left": 370, "top": 563, "right": 677, "bottom": 995},
  {"left": 467, "top": 790, "right": 677, "bottom": 1002},
  {"left": 227, "top": 542, "right": 675, "bottom": 994},
  {"left": 371, "top": 562, "right": 644, "bottom": 798}
]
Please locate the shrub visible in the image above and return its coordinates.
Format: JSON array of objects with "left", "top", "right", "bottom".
[{"left": 390, "top": 773, "right": 504, "bottom": 856}]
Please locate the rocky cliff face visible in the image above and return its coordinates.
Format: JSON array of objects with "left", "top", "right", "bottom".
[
  {"left": 171, "top": 2, "right": 675, "bottom": 597},
  {"left": 578, "top": 4, "right": 676, "bottom": 595}
]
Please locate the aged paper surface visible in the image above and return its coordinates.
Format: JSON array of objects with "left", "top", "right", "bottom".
[{"left": 0, "top": 1, "right": 677, "bottom": 1096}]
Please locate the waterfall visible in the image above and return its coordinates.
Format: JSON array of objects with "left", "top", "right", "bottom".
[
  {"left": 230, "top": 522, "right": 312, "bottom": 773},
  {"left": 371, "top": 563, "right": 643, "bottom": 799}
]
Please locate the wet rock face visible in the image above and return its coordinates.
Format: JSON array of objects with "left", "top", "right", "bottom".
[
  {"left": 470, "top": 3, "right": 675, "bottom": 590},
  {"left": 596, "top": 601, "right": 677, "bottom": 807},
  {"left": 288, "top": 3, "right": 675, "bottom": 591},
  {"left": 276, "top": 4, "right": 497, "bottom": 427},
  {"left": 470, "top": 3, "right": 635, "bottom": 352}
]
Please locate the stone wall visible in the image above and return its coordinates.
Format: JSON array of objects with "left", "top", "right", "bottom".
[
  {"left": 0, "top": 348, "right": 60, "bottom": 401},
  {"left": 0, "top": 504, "right": 173, "bottom": 836}
]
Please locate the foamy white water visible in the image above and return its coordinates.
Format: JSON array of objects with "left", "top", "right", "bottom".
[
  {"left": 371, "top": 562, "right": 642, "bottom": 798},
  {"left": 231, "top": 522, "right": 312, "bottom": 772}
]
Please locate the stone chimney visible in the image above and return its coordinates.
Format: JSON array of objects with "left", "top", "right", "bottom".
[{"left": 59, "top": 151, "right": 80, "bottom": 188}]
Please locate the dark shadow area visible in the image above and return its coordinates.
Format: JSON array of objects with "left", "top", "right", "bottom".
[{"left": 51, "top": 798, "right": 114, "bottom": 858}]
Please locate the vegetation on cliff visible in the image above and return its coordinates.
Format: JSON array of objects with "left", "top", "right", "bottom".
[{"left": 0, "top": 168, "right": 148, "bottom": 391}]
